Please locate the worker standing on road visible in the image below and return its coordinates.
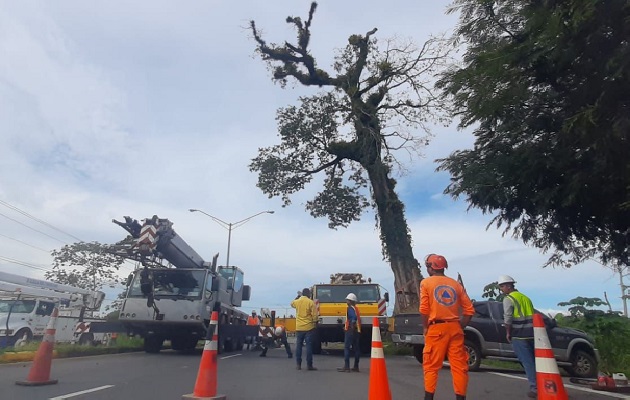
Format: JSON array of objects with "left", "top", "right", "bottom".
[
  {"left": 420, "top": 254, "right": 474, "bottom": 400},
  {"left": 247, "top": 310, "right": 261, "bottom": 350},
  {"left": 337, "top": 293, "right": 362, "bottom": 372},
  {"left": 498, "top": 275, "right": 537, "bottom": 398},
  {"left": 291, "top": 288, "right": 318, "bottom": 371}
]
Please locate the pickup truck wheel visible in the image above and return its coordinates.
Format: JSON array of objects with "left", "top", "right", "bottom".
[
  {"left": 464, "top": 339, "right": 482, "bottom": 371},
  {"left": 566, "top": 350, "right": 598, "bottom": 378},
  {"left": 413, "top": 345, "right": 424, "bottom": 364}
]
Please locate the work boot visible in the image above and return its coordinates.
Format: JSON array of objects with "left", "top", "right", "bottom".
[
  {"left": 337, "top": 367, "right": 351, "bottom": 372},
  {"left": 296, "top": 364, "right": 301, "bottom": 370},
  {"left": 307, "top": 366, "right": 318, "bottom": 371},
  {"left": 455, "top": 395, "right": 466, "bottom": 400},
  {"left": 288, "top": 354, "right": 293, "bottom": 358},
  {"left": 351, "top": 366, "right": 360, "bottom": 372},
  {"left": 424, "top": 392, "right": 435, "bottom": 400}
]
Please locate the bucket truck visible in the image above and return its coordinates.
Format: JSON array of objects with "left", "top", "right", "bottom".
[
  {"left": 0, "top": 271, "right": 107, "bottom": 347},
  {"left": 96, "top": 215, "right": 255, "bottom": 353}
]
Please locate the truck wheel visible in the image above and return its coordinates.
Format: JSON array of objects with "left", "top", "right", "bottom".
[
  {"left": 565, "top": 350, "right": 598, "bottom": 378},
  {"left": 144, "top": 336, "right": 163, "bottom": 353},
  {"left": 13, "top": 329, "right": 33, "bottom": 347},
  {"left": 464, "top": 339, "right": 482, "bottom": 371},
  {"left": 413, "top": 345, "right": 424, "bottom": 364},
  {"left": 79, "top": 333, "right": 95, "bottom": 346}
]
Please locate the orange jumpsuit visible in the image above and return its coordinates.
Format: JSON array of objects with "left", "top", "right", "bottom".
[{"left": 419, "top": 275, "right": 474, "bottom": 396}]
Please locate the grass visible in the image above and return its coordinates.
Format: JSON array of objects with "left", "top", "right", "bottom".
[{"left": 0, "top": 335, "right": 144, "bottom": 363}]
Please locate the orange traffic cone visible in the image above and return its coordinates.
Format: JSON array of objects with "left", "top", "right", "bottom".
[
  {"left": 15, "top": 307, "right": 59, "bottom": 386},
  {"left": 368, "top": 317, "right": 392, "bottom": 400},
  {"left": 182, "top": 311, "right": 226, "bottom": 400},
  {"left": 533, "top": 313, "right": 568, "bottom": 400}
]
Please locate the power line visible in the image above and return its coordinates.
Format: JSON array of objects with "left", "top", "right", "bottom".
[
  {"left": 0, "top": 233, "right": 51, "bottom": 253},
  {"left": 0, "top": 211, "right": 68, "bottom": 245},
  {"left": 0, "top": 255, "right": 52, "bottom": 272},
  {"left": 0, "top": 199, "right": 84, "bottom": 242}
]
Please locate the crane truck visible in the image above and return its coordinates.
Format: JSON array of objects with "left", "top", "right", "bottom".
[
  {"left": 97, "top": 215, "right": 254, "bottom": 353},
  {"left": 0, "top": 271, "right": 107, "bottom": 347},
  {"left": 310, "top": 273, "right": 389, "bottom": 354}
]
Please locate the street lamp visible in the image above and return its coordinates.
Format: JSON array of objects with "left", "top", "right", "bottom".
[{"left": 188, "top": 209, "right": 274, "bottom": 267}]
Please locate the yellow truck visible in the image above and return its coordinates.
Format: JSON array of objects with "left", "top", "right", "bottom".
[{"left": 310, "top": 273, "right": 389, "bottom": 354}]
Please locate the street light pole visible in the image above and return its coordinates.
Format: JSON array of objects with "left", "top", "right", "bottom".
[{"left": 188, "top": 209, "right": 274, "bottom": 267}]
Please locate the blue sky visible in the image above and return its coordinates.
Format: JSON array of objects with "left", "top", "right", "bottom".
[{"left": 0, "top": 0, "right": 626, "bottom": 317}]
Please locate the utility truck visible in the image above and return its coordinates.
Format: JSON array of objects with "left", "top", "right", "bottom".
[
  {"left": 98, "top": 215, "right": 254, "bottom": 353},
  {"left": 310, "top": 273, "right": 389, "bottom": 354},
  {"left": 0, "top": 271, "right": 107, "bottom": 347}
]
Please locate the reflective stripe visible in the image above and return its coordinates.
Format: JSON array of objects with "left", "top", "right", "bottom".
[
  {"left": 534, "top": 327, "right": 552, "bottom": 349},
  {"left": 371, "top": 346, "right": 384, "bottom": 359},
  {"left": 536, "top": 358, "right": 560, "bottom": 374},
  {"left": 203, "top": 339, "right": 218, "bottom": 351}
]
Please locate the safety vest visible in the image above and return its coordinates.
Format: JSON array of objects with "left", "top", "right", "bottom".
[
  {"left": 247, "top": 316, "right": 259, "bottom": 326},
  {"left": 506, "top": 292, "right": 534, "bottom": 339},
  {"left": 344, "top": 305, "right": 361, "bottom": 333}
]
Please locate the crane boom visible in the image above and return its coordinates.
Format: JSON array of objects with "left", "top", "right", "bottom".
[{"left": 112, "top": 215, "right": 206, "bottom": 269}]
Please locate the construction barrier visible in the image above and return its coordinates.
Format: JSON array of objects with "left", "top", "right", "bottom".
[
  {"left": 15, "top": 307, "right": 59, "bottom": 386},
  {"left": 533, "top": 313, "right": 568, "bottom": 400},
  {"left": 368, "top": 317, "right": 391, "bottom": 400},
  {"left": 182, "top": 311, "right": 226, "bottom": 400}
]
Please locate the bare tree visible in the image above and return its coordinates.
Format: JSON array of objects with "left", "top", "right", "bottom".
[{"left": 250, "top": 2, "right": 452, "bottom": 312}]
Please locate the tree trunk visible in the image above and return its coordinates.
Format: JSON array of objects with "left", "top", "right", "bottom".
[{"left": 366, "top": 161, "right": 423, "bottom": 314}]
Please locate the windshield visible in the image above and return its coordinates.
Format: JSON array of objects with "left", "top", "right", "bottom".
[
  {"left": 314, "top": 285, "right": 380, "bottom": 303},
  {"left": 128, "top": 269, "right": 206, "bottom": 298},
  {"left": 0, "top": 299, "right": 36, "bottom": 313}
]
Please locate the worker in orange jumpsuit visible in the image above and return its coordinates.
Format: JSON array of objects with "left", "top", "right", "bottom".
[{"left": 419, "top": 254, "right": 474, "bottom": 400}]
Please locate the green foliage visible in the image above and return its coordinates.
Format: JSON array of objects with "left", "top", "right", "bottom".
[
  {"left": 557, "top": 297, "right": 630, "bottom": 375},
  {"left": 482, "top": 281, "right": 504, "bottom": 301},
  {"left": 437, "top": 0, "right": 630, "bottom": 269},
  {"left": 46, "top": 241, "right": 126, "bottom": 291},
  {"left": 557, "top": 296, "right": 608, "bottom": 317}
]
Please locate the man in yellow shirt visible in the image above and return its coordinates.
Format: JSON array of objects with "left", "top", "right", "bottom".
[{"left": 291, "top": 288, "right": 319, "bottom": 370}]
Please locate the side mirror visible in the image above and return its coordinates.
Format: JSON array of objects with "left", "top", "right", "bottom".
[{"left": 383, "top": 292, "right": 390, "bottom": 303}]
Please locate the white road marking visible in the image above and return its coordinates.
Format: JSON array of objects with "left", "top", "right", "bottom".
[
  {"left": 49, "top": 385, "right": 114, "bottom": 399},
  {"left": 489, "top": 372, "right": 630, "bottom": 399},
  {"left": 221, "top": 353, "right": 242, "bottom": 359}
]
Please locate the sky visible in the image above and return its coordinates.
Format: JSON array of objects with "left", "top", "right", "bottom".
[{"left": 0, "top": 0, "right": 627, "bottom": 318}]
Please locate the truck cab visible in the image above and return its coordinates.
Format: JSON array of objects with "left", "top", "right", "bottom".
[{"left": 311, "top": 273, "right": 389, "bottom": 354}]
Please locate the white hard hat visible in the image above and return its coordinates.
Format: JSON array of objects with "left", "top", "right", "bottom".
[
  {"left": 497, "top": 275, "right": 516, "bottom": 285},
  {"left": 346, "top": 293, "right": 358, "bottom": 302},
  {"left": 274, "top": 326, "right": 284, "bottom": 336}
]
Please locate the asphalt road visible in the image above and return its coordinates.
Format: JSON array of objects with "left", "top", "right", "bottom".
[{"left": 1, "top": 347, "right": 628, "bottom": 400}]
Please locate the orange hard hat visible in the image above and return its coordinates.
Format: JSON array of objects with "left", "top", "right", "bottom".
[{"left": 425, "top": 254, "right": 448, "bottom": 270}]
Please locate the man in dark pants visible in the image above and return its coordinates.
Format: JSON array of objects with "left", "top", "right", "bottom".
[
  {"left": 337, "top": 292, "right": 361, "bottom": 372},
  {"left": 291, "top": 288, "right": 318, "bottom": 370}
]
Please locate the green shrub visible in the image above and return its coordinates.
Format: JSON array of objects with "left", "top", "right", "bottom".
[{"left": 556, "top": 312, "right": 630, "bottom": 376}]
